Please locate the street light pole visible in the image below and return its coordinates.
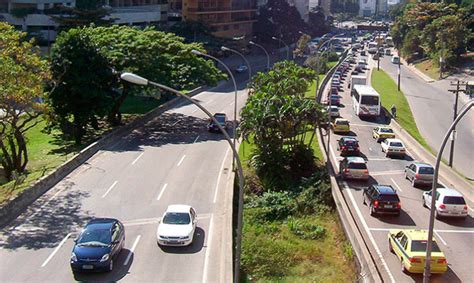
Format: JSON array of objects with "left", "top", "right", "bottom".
[
  {"left": 397, "top": 58, "right": 401, "bottom": 91},
  {"left": 191, "top": 50, "right": 239, "bottom": 150},
  {"left": 249, "top": 41, "right": 270, "bottom": 71},
  {"left": 221, "top": 46, "right": 252, "bottom": 83},
  {"left": 272, "top": 36, "right": 290, "bottom": 61},
  {"left": 423, "top": 100, "right": 474, "bottom": 283},
  {"left": 120, "top": 72, "right": 246, "bottom": 283},
  {"left": 448, "top": 80, "right": 460, "bottom": 167}
]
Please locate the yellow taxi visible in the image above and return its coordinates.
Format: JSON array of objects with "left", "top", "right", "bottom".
[
  {"left": 332, "top": 118, "right": 350, "bottom": 134},
  {"left": 372, "top": 126, "right": 395, "bottom": 142},
  {"left": 388, "top": 229, "right": 447, "bottom": 274}
]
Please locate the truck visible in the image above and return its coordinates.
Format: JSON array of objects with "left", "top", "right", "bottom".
[{"left": 350, "top": 75, "right": 367, "bottom": 94}]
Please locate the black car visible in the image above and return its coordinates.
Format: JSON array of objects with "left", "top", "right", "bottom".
[
  {"left": 337, "top": 137, "right": 360, "bottom": 156},
  {"left": 363, "top": 185, "right": 401, "bottom": 216},
  {"left": 208, "top": 113, "right": 228, "bottom": 133},
  {"left": 71, "top": 218, "right": 125, "bottom": 273}
]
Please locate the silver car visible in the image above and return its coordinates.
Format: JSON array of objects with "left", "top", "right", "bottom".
[
  {"left": 405, "top": 162, "right": 434, "bottom": 187},
  {"left": 422, "top": 188, "right": 468, "bottom": 219}
]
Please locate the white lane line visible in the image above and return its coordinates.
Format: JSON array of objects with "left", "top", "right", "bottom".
[
  {"left": 206, "top": 99, "right": 214, "bottom": 104},
  {"left": 157, "top": 183, "right": 168, "bottom": 201},
  {"left": 434, "top": 230, "right": 448, "bottom": 246},
  {"left": 344, "top": 183, "right": 396, "bottom": 283},
  {"left": 192, "top": 108, "right": 199, "bottom": 114},
  {"left": 177, "top": 155, "right": 186, "bottom": 167},
  {"left": 371, "top": 170, "right": 405, "bottom": 176},
  {"left": 193, "top": 135, "right": 200, "bottom": 143},
  {"left": 214, "top": 148, "right": 231, "bottom": 204},
  {"left": 369, "top": 147, "right": 373, "bottom": 151},
  {"left": 230, "top": 101, "right": 235, "bottom": 106},
  {"left": 370, "top": 228, "right": 474, "bottom": 233},
  {"left": 171, "top": 121, "right": 179, "bottom": 127},
  {"left": 123, "top": 235, "right": 141, "bottom": 266},
  {"left": 131, "top": 152, "right": 144, "bottom": 165},
  {"left": 351, "top": 123, "right": 376, "bottom": 128},
  {"left": 202, "top": 215, "right": 214, "bottom": 283},
  {"left": 102, "top": 180, "right": 118, "bottom": 198},
  {"left": 41, "top": 233, "right": 71, "bottom": 267},
  {"left": 470, "top": 207, "right": 474, "bottom": 213},
  {"left": 390, "top": 178, "right": 403, "bottom": 192},
  {"left": 367, "top": 158, "right": 394, "bottom": 161}
]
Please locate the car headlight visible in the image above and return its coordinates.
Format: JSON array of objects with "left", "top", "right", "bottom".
[
  {"left": 180, "top": 236, "right": 189, "bottom": 240},
  {"left": 100, "top": 254, "right": 110, "bottom": 262},
  {"left": 71, "top": 252, "right": 77, "bottom": 262}
]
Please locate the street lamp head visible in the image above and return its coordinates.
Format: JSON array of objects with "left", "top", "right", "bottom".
[
  {"left": 120, "top": 72, "right": 148, "bottom": 86},
  {"left": 221, "top": 46, "right": 230, "bottom": 51},
  {"left": 249, "top": 41, "right": 255, "bottom": 45},
  {"left": 271, "top": 36, "right": 277, "bottom": 40},
  {"left": 191, "top": 49, "right": 203, "bottom": 56}
]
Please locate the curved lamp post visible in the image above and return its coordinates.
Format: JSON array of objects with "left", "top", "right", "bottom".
[
  {"left": 272, "top": 36, "right": 290, "bottom": 60},
  {"left": 191, "top": 49, "right": 238, "bottom": 150},
  {"left": 221, "top": 46, "right": 252, "bottom": 83},
  {"left": 249, "top": 41, "right": 270, "bottom": 71},
  {"left": 423, "top": 100, "right": 473, "bottom": 283},
  {"left": 120, "top": 72, "right": 246, "bottom": 283}
]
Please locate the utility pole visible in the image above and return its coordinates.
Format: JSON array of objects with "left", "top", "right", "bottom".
[
  {"left": 397, "top": 58, "right": 401, "bottom": 91},
  {"left": 447, "top": 80, "right": 467, "bottom": 167}
]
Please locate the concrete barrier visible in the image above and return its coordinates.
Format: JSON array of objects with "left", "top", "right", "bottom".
[{"left": 0, "top": 86, "right": 205, "bottom": 228}]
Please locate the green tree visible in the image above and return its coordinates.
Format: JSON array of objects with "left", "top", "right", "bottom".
[
  {"left": 308, "top": 6, "right": 331, "bottom": 37},
  {"left": 49, "top": 28, "right": 115, "bottom": 144},
  {"left": 0, "top": 23, "right": 50, "bottom": 180},
  {"left": 401, "top": 29, "right": 423, "bottom": 62},
  {"left": 240, "top": 62, "right": 324, "bottom": 187},
  {"left": 52, "top": 0, "right": 113, "bottom": 28}
]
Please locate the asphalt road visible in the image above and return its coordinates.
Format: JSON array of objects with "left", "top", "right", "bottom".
[
  {"left": 0, "top": 72, "right": 251, "bottom": 282},
  {"left": 322, "top": 54, "right": 474, "bottom": 282},
  {"left": 378, "top": 55, "right": 474, "bottom": 179}
]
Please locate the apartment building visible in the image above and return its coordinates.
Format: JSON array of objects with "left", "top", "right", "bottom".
[
  {"left": 182, "top": 0, "right": 257, "bottom": 38},
  {"left": 0, "top": 0, "right": 168, "bottom": 42}
]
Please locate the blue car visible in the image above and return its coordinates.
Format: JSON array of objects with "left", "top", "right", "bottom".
[{"left": 70, "top": 218, "right": 125, "bottom": 273}]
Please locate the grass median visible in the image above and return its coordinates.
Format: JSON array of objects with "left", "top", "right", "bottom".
[{"left": 371, "top": 69, "right": 432, "bottom": 151}]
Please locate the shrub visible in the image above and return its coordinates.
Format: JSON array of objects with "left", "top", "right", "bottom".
[
  {"left": 287, "top": 217, "right": 327, "bottom": 240},
  {"left": 246, "top": 191, "right": 296, "bottom": 222}
]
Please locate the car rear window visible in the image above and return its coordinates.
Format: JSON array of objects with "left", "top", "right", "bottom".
[
  {"left": 411, "top": 240, "right": 441, "bottom": 252},
  {"left": 443, "top": 196, "right": 466, "bottom": 205},
  {"left": 379, "top": 194, "right": 399, "bottom": 202},
  {"left": 418, "top": 167, "right": 434, "bottom": 174},
  {"left": 336, "top": 120, "right": 349, "bottom": 125},
  {"left": 214, "top": 115, "right": 226, "bottom": 123},
  {"left": 344, "top": 140, "right": 358, "bottom": 146},
  {"left": 380, "top": 128, "right": 393, "bottom": 133},
  {"left": 348, "top": 163, "right": 367, "bottom": 169},
  {"left": 390, "top": 142, "right": 404, "bottom": 147}
]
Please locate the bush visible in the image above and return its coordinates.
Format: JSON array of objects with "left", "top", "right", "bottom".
[
  {"left": 246, "top": 191, "right": 296, "bottom": 222},
  {"left": 327, "top": 52, "right": 340, "bottom": 62},
  {"left": 295, "top": 171, "right": 335, "bottom": 214},
  {"left": 287, "top": 217, "right": 326, "bottom": 240}
]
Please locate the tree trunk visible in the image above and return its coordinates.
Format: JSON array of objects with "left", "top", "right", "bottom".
[
  {"left": 0, "top": 139, "right": 13, "bottom": 181},
  {"left": 108, "top": 85, "right": 129, "bottom": 126},
  {"left": 15, "top": 130, "right": 28, "bottom": 172}
]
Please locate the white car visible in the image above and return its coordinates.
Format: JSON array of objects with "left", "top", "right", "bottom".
[
  {"left": 327, "top": 105, "right": 340, "bottom": 118},
  {"left": 391, "top": 56, "right": 400, "bottom": 64},
  {"left": 381, "top": 138, "right": 406, "bottom": 157},
  {"left": 422, "top": 188, "right": 468, "bottom": 219},
  {"left": 157, "top": 205, "right": 197, "bottom": 246}
]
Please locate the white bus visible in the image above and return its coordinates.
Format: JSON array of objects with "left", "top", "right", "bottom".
[{"left": 352, "top": 85, "right": 381, "bottom": 117}]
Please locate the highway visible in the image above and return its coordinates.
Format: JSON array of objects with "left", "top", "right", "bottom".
[
  {"left": 0, "top": 75, "right": 249, "bottom": 282},
  {"left": 322, "top": 52, "right": 474, "bottom": 282},
  {"left": 378, "top": 55, "right": 474, "bottom": 179}
]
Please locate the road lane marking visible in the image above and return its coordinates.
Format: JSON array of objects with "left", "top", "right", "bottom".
[
  {"left": 193, "top": 135, "right": 200, "bottom": 143},
  {"left": 102, "top": 181, "right": 118, "bottom": 198},
  {"left": 344, "top": 182, "right": 396, "bottom": 283},
  {"left": 122, "top": 214, "right": 212, "bottom": 227},
  {"left": 369, "top": 147, "right": 373, "bottom": 151},
  {"left": 214, "top": 148, "right": 231, "bottom": 204},
  {"left": 157, "top": 183, "right": 168, "bottom": 200},
  {"left": 230, "top": 101, "right": 235, "bottom": 106},
  {"left": 171, "top": 121, "right": 179, "bottom": 127},
  {"left": 202, "top": 215, "right": 214, "bottom": 283},
  {"left": 351, "top": 123, "right": 377, "bottom": 128},
  {"left": 370, "top": 170, "right": 404, "bottom": 176},
  {"left": 206, "top": 99, "right": 214, "bottom": 104},
  {"left": 366, "top": 158, "right": 394, "bottom": 161},
  {"left": 131, "top": 152, "right": 144, "bottom": 165},
  {"left": 192, "top": 108, "right": 199, "bottom": 114},
  {"left": 177, "top": 155, "right": 186, "bottom": 167},
  {"left": 124, "top": 235, "right": 141, "bottom": 266},
  {"left": 434, "top": 230, "right": 448, "bottom": 246},
  {"left": 370, "top": 228, "right": 474, "bottom": 233},
  {"left": 390, "top": 178, "right": 403, "bottom": 192},
  {"left": 41, "top": 233, "right": 71, "bottom": 267},
  {"left": 470, "top": 207, "right": 474, "bottom": 213}
]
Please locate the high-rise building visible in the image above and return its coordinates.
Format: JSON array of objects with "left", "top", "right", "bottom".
[
  {"left": 0, "top": 0, "right": 168, "bottom": 42},
  {"left": 182, "top": 0, "right": 257, "bottom": 38},
  {"left": 288, "top": 0, "right": 309, "bottom": 22},
  {"left": 359, "top": 0, "right": 376, "bottom": 16}
]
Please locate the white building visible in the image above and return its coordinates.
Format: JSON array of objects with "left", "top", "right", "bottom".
[
  {"left": 0, "top": 0, "right": 168, "bottom": 42},
  {"left": 359, "top": 0, "right": 390, "bottom": 17},
  {"left": 288, "top": 0, "right": 310, "bottom": 22}
]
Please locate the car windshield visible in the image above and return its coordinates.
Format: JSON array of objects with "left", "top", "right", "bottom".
[
  {"left": 214, "top": 115, "right": 226, "bottom": 123},
  {"left": 443, "top": 196, "right": 466, "bottom": 205},
  {"left": 163, "top": 212, "right": 191, "bottom": 225},
  {"left": 380, "top": 194, "right": 399, "bottom": 202},
  {"left": 360, "top": 96, "right": 379, "bottom": 105},
  {"left": 411, "top": 240, "right": 441, "bottom": 253},
  {"left": 348, "top": 163, "right": 367, "bottom": 169},
  {"left": 390, "top": 142, "right": 404, "bottom": 147},
  {"left": 380, "top": 128, "right": 393, "bottom": 133},
  {"left": 418, "top": 167, "right": 434, "bottom": 174},
  {"left": 77, "top": 228, "right": 110, "bottom": 246},
  {"left": 336, "top": 120, "right": 349, "bottom": 125},
  {"left": 344, "top": 140, "right": 358, "bottom": 145}
]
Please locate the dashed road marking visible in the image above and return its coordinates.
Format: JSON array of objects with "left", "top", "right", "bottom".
[
  {"left": 123, "top": 235, "right": 141, "bottom": 266},
  {"left": 102, "top": 180, "right": 118, "bottom": 198},
  {"left": 390, "top": 178, "right": 403, "bottom": 192},
  {"left": 41, "top": 233, "right": 71, "bottom": 267},
  {"left": 371, "top": 170, "right": 405, "bottom": 176},
  {"left": 202, "top": 215, "right": 214, "bottom": 283},
  {"left": 177, "top": 155, "right": 186, "bottom": 167},
  {"left": 434, "top": 230, "right": 448, "bottom": 246},
  {"left": 131, "top": 152, "right": 144, "bottom": 165},
  {"left": 193, "top": 135, "right": 200, "bottom": 143},
  {"left": 214, "top": 148, "right": 231, "bottom": 204},
  {"left": 370, "top": 228, "right": 474, "bottom": 233},
  {"left": 157, "top": 183, "right": 168, "bottom": 201}
]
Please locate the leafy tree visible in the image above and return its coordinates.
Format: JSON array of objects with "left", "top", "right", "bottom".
[
  {"left": 240, "top": 62, "right": 325, "bottom": 187},
  {"left": 308, "top": 6, "right": 331, "bottom": 37},
  {"left": 52, "top": 0, "right": 113, "bottom": 28},
  {"left": 293, "top": 33, "right": 311, "bottom": 58},
  {"left": 49, "top": 28, "right": 115, "bottom": 144},
  {"left": 401, "top": 29, "right": 423, "bottom": 62},
  {"left": 0, "top": 23, "right": 50, "bottom": 180}
]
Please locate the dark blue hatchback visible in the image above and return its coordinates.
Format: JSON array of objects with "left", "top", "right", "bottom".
[{"left": 70, "top": 218, "right": 125, "bottom": 273}]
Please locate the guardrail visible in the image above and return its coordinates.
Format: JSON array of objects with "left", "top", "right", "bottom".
[{"left": 316, "top": 50, "right": 383, "bottom": 282}]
